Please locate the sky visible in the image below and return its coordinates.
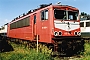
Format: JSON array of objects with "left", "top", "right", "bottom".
[{"left": 0, "top": 0, "right": 90, "bottom": 26}]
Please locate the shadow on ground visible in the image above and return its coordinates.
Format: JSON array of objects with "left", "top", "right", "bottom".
[
  {"left": 0, "top": 35, "right": 14, "bottom": 52},
  {"left": 52, "top": 40, "right": 85, "bottom": 57}
]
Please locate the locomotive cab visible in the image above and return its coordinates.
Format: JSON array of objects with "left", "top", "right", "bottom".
[
  {"left": 53, "top": 5, "right": 80, "bottom": 37},
  {"left": 50, "top": 5, "right": 84, "bottom": 55}
]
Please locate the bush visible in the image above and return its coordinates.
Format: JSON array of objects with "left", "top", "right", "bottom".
[
  {"left": 25, "top": 49, "right": 53, "bottom": 60},
  {"left": 0, "top": 42, "right": 53, "bottom": 60},
  {"left": 80, "top": 43, "right": 90, "bottom": 60}
]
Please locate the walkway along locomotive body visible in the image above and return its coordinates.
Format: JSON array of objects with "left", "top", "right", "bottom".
[{"left": 7, "top": 4, "right": 84, "bottom": 55}]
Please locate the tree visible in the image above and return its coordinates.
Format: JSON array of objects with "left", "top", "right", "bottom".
[
  {"left": 87, "top": 15, "right": 90, "bottom": 20},
  {"left": 80, "top": 12, "right": 90, "bottom": 20},
  {"left": 81, "top": 12, "right": 87, "bottom": 16}
]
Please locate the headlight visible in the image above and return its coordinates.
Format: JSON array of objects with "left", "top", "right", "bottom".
[
  {"left": 54, "top": 31, "right": 58, "bottom": 36},
  {"left": 74, "top": 32, "right": 77, "bottom": 36},
  {"left": 59, "top": 31, "right": 62, "bottom": 36},
  {"left": 77, "top": 32, "right": 81, "bottom": 36},
  {"left": 74, "top": 32, "right": 81, "bottom": 36}
]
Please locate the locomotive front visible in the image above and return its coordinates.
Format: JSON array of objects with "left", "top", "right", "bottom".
[
  {"left": 51, "top": 5, "right": 84, "bottom": 55},
  {"left": 53, "top": 6, "right": 80, "bottom": 37}
]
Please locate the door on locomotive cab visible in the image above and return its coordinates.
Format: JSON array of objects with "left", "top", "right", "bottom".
[
  {"left": 33, "top": 14, "right": 37, "bottom": 40},
  {"left": 41, "top": 9, "right": 49, "bottom": 42}
]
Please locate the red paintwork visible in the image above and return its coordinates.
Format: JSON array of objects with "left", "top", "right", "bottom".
[{"left": 7, "top": 5, "right": 80, "bottom": 44}]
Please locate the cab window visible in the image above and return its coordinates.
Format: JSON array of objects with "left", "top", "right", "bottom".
[{"left": 41, "top": 9, "right": 48, "bottom": 20}]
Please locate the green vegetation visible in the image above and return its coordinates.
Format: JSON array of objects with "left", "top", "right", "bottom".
[
  {"left": 1, "top": 42, "right": 90, "bottom": 60},
  {"left": 0, "top": 42, "right": 53, "bottom": 60},
  {"left": 80, "top": 12, "right": 90, "bottom": 20},
  {"left": 80, "top": 43, "right": 90, "bottom": 60}
]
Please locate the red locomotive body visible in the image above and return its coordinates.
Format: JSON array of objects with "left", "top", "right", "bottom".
[{"left": 7, "top": 4, "right": 83, "bottom": 55}]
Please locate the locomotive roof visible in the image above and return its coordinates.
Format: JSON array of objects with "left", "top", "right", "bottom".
[{"left": 10, "top": 4, "right": 79, "bottom": 24}]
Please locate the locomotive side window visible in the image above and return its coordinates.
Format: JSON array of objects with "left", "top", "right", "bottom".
[
  {"left": 86, "top": 22, "right": 90, "bottom": 27},
  {"left": 25, "top": 17, "right": 30, "bottom": 26},
  {"left": 41, "top": 9, "right": 48, "bottom": 20},
  {"left": 14, "top": 22, "right": 17, "bottom": 28},
  {"left": 45, "top": 10, "right": 48, "bottom": 20},
  {"left": 41, "top": 11, "right": 44, "bottom": 20},
  {"left": 80, "top": 22, "right": 84, "bottom": 27},
  {"left": 10, "top": 16, "right": 30, "bottom": 29},
  {"left": 34, "top": 15, "right": 36, "bottom": 24},
  {"left": 18, "top": 20, "right": 22, "bottom": 28}
]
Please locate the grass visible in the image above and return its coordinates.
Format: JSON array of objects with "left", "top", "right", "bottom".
[
  {"left": 0, "top": 42, "right": 53, "bottom": 60},
  {"left": 1, "top": 42, "right": 90, "bottom": 60},
  {"left": 79, "top": 43, "right": 90, "bottom": 60}
]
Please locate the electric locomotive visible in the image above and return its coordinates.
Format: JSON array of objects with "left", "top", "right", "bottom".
[{"left": 7, "top": 3, "right": 84, "bottom": 55}]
